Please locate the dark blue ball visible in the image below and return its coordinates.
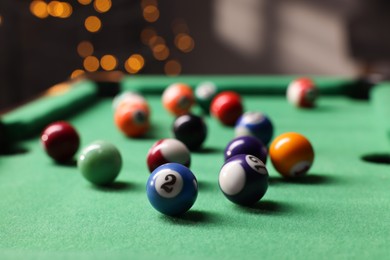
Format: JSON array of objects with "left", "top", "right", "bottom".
[
  {"left": 146, "top": 163, "right": 198, "bottom": 216},
  {"left": 235, "top": 112, "right": 274, "bottom": 145},
  {"left": 224, "top": 136, "right": 268, "bottom": 164},
  {"left": 219, "top": 154, "right": 268, "bottom": 206}
]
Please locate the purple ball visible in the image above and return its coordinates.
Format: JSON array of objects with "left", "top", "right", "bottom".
[{"left": 224, "top": 136, "right": 268, "bottom": 164}]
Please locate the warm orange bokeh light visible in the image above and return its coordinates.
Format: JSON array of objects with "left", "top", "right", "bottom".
[
  {"left": 77, "top": 41, "right": 94, "bottom": 58},
  {"left": 78, "top": 0, "right": 93, "bottom": 5},
  {"left": 100, "top": 55, "right": 117, "bottom": 71},
  {"left": 125, "top": 54, "right": 145, "bottom": 74},
  {"left": 148, "top": 35, "right": 165, "bottom": 48},
  {"left": 59, "top": 2, "right": 73, "bottom": 18},
  {"left": 70, "top": 69, "right": 85, "bottom": 79},
  {"left": 83, "top": 56, "right": 100, "bottom": 72},
  {"left": 94, "top": 0, "right": 112, "bottom": 13},
  {"left": 143, "top": 5, "right": 159, "bottom": 23},
  {"left": 30, "top": 1, "right": 49, "bottom": 19},
  {"left": 164, "top": 60, "right": 181, "bottom": 76},
  {"left": 140, "top": 27, "right": 157, "bottom": 45},
  {"left": 85, "top": 16, "right": 102, "bottom": 33},
  {"left": 175, "top": 33, "right": 195, "bottom": 53},
  {"left": 152, "top": 44, "right": 170, "bottom": 61},
  {"left": 47, "top": 1, "right": 63, "bottom": 17}
]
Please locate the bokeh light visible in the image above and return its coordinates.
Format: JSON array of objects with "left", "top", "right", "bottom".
[
  {"left": 83, "top": 56, "right": 100, "bottom": 72},
  {"left": 44, "top": 82, "right": 72, "bottom": 96},
  {"left": 70, "top": 69, "right": 85, "bottom": 79},
  {"left": 175, "top": 33, "right": 195, "bottom": 53},
  {"left": 30, "top": 1, "right": 49, "bottom": 19},
  {"left": 94, "top": 0, "right": 112, "bottom": 13},
  {"left": 77, "top": 41, "right": 94, "bottom": 58},
  {"left": 152, "top": 44, "right": 170, "bottom": 61},
  {"left": 47, "top": 1, "right": 64, "bottom": 17},
  {"left": 84, "top": 16, "right": 102, "bottom": 33},
  {"left": 58, "top": 2, "right": 73, "bottom": 18},
  {"left": 125, "top": 54, "right": 145, "bottom": 74},
  {"left": 164, "top": 60, "right": 181, "bottom": 75},
  {"left": 140, "top": 27, "right": 157, "bottom": 45},
  {"left": 100, "top": 55, "right": 117, "bottom": 71},
  {"left": 148, "top": 35, "right": 165, "bottom": 48},
  {"left": 143, "top": 5, "right": 159, "bottom": 23},
  {"left": 78, "top": 0, "right": 93, "bottom": 5}
]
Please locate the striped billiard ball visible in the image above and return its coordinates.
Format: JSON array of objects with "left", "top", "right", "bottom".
[
  {"left": 146, "top": 138, "right": 191, "bottom": 173},
  {"left": 224, "top": 136, "right": 268, "bottom": 164},
  {"left": 219, "top": 154, "right": 268, "bottom": 206},
  {"left": 235, "top": 111, "right": 274, "bottom": 146},
  {"left": 162, "top": 83, "right": 195, "bottom": 116},
  {"left": 286, "top": 77, "right": 318, "bottom": 108},
  {"left": 146, "top": 163, "right": 198, "bottom": 216}
]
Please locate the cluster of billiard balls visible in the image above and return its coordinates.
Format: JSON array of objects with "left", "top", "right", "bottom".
[{"left": 40, "top": 77, "right": 317, "bottom": 217}]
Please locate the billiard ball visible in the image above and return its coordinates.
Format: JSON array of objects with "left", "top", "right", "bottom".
[
  {"left": 269, "top": 132, "right": 314, "bottom": 177},
  {"left": 162, "top": 83, "right": 195, "bottom": 116},
  {"left": 219, "top": 154, "right": 268, "bottom": 206},
  {"left": 195, "top": 81, "right": 218, "bottom": 114},
  {"left": 287, "top": 78, "right": 318, "bottom": 108},
  {"left": 112, "top": 91, "right": 147, "bottom": 111},
  {"left": 146, "top": 163, "right": 198, "bottom": 216},
  {"left": 224, "top": 136, "right": 268, "bottom": 164},
  {"left": 147, "top": 138, "right": 191, "bottom": 173},
  {"left": 173, "top": 114, "right": 207, "bottom": 150},
  {"left": 210, "top": 91, "right": 243, "bottom": 126},
  {"left": 41, "top": 121, "right": 80, "bottom": 163},
  {"left": 114, "top": 103, "right": 150, "bottom": 137},
  {"left": 78, "top": 140, "right": 122, "bottom": 185},
  {"left": 235, "top": 111, "right": 274, "bottom": 145}
]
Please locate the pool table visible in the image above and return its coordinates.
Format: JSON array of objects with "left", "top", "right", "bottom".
[{"left": 1, "top": 75, "right": 390, "bottom": 259}]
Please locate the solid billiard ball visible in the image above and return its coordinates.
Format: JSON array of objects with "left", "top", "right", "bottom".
[
  {"left": 173, "top": 114, "right": 207, "bottom": 150},
  {"left": 235, "top": 111, "right": 274, "bottom": 145},
  {"left": 78, "top": 140, "right": 122, "bottom": 185},
  {"left": 269, "top": 132, "right": 314, "bottom": 177},
  {"left": 162, "top": 83, "right": 195, "bottom": 116},
  {"left": 195, "top": 81, "right": 218, "bottom": 114},
  {"left": 224, "top": 136, "right": 268, "bottom": 164},
  {"left": 41, "top": 121, "right": 80, "bottom": 163},
  {"left": 147, "top": 138, "right": 191, "bottom": 173},
  {"left": 114, "top": 103, "right": 150, "bottom": 137},
  {"left": 210, "top": 91, "right": 243, "bottom": 126},
  {"left": 219, "top": 154, "right": 268, "bottom": 206},
  {"left": 112, "top": 91, "right": 147, "bottom": 111},
  {"left": 287, "top": 78, "right": 318, "bottom": 108},
  {"left": 146, "top": 163, "right": 198, "bottom": 216}
]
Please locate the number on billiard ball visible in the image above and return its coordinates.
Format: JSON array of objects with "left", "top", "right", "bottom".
[
  {"left": 219, "top": 154, "right": 269, "bottom": 206},
  {"left": 41, "top": 121, "right": 80, "bottom": 163},
  {"left": 146, "top": 138, "right": 191, "bottom": 173},
  {"left": 146, "top": 163, "right": 198, "bottom": 216},
  {"left": 269, "top": 132, "right": 314, "bottom": 177}
]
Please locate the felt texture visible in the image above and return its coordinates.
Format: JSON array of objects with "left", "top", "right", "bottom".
[{"left": 0, "top": 76, "right": 389, "bottom": 259}]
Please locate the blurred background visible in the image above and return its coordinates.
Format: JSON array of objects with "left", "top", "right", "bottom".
[{"left": 0, "top": 0, "right": 390, "bottom": 110}]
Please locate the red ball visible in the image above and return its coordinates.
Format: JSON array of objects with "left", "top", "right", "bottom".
[
  {"left": 210, "top": 91, "right": 243, "bottom": 126},
  {"left": 41, "top": 121, "right": 80, "bottom": 162},
  {"left": 287, "top": 78, "right": 318, "bottom": 108},
  {"left": 146, "top": 138, "right": 191, "bottom": 173}
]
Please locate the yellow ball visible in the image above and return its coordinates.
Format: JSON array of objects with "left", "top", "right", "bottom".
[{"left": 269, "top": 132, "right": 314, "bottom": 177}]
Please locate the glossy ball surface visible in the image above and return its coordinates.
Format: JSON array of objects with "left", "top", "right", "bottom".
[
  {"left": 112, "top": 91, "right": 148, "bottom": 111},
  {"left": 147, "top": 138, "right": 191, "bottom": 173},
  {"left": 287, "top": 78, "right": 318, "bottom": 108},
  {"left": 41, "top": 121, "right": 80, "bottom": 163},
  {"left": 114, "top": 103, "right": 150, "bottom": 137},
  {"left": 195, "top": 81, "right": 218, "bottom": 114},
  {"left": 210, "top": 91, "right": 243, "bottom": 126},
  {"left": 173, "top": 114, "right": 207, "bottom": 150},
  {"left": 235, "top": 111, "right": 274, "bottom": 145},
  {"left": 162, "top": 83, "right": 195, "bottom": 116},
  {"left": 146, "top": 163, "right": 198, "bottom": 216},
  {"left": 219, "top": 154, "right": 268, "bottom": 206},
  {"left": 269, "top": 132, "right": 314, "bottom": 177},
  {"left": 78, "top": 140, "right": 122, "bottom": 185},
  {"left": 224, "top": 136, "right": 268, "bottom": 164}
]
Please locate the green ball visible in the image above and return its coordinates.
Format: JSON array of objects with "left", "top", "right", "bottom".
[
  {"left": 78, "top": 140, "right": 122, "bottom": 186},
  {"left": 195, "top": 81, "right": 218, "bottom": 114}
]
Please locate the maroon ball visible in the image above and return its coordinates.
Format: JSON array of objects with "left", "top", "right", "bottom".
[{"left": 41, "top": 121, "right": 80, "bottom": 162}]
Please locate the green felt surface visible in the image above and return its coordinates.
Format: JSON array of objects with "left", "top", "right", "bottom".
[{"left": 1, "top": 76, "right": 390, "bottom": 259}]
